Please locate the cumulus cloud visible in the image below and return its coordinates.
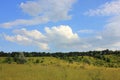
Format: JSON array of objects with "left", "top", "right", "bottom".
[
  {"left": 13, "top": 28, "right": 46, "bottom": 40},
  {"left": 0, "top": 0, "right": 76, "bottom": 28},
  {"left": 45, "top": 25, "right": 79, "bottom": 40},
  {"left": 4, "top": 35, "right": 32, "bottom": 45},
  {"left": 4, "top": 25, "right": 93, "bottom": 51},
  {"left": 4, "top": 28, "right": 49, "bottom": 50},
  {"left": 85, "top": 0, "right": 120, "bottom": 16},
  {"left": 3, "top": 24, "right": 120, "bottom": 51},
  {"left": 4, "top": 25, "right": 79, "bottom": 50},
  {"left": 45, "top": 25, "right": 82, "bottom": 51}
]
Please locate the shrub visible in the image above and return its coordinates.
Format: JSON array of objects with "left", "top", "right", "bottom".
[
  {"left": 94, "top": 60, "right": 104, "bottom": 66},
  {"left": 14, "top": 52, "right": 27, "bottom": 64},
  {"left": 82, "top": 58, "right": 91, "bottom": 65},
  {"left": 106, "top": 58, "right": 111, "bottom": 62},
  {"left": 40, "top": 60, "right": 44, "bottom": 63},
  {"left": 35, "top": 59, "right": 40, "bottom": 63},
  {"left": 4, "top": 57, "right": 13, "bottom": 64},
  {"left": 68, "top": 59, "right": 73, "bottom": 63}
]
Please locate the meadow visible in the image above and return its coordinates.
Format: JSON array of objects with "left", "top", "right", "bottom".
[{"left": 0, "top": 57, "right": 120, "bottom": 80}]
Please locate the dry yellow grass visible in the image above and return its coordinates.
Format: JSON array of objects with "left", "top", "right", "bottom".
[{"left": 0, "top": 57, "right": 120, "bottom": 80}]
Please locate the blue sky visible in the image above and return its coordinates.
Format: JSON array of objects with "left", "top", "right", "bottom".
[{"left": 0, "top": 0, "right": 120, "bottom": 52}]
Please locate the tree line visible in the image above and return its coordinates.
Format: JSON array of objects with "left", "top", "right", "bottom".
[{"left": 0, "top": 49, "right": 120, "bottom": 57}]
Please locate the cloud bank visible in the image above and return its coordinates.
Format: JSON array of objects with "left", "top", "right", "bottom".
[
  {"left": 4, "top": 25, "right": 85, "bottom": 51},
  {"left": 4, "top": 24, "right": 120, "bottom": 51}
]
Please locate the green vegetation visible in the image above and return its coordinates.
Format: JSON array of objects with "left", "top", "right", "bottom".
[
  {"left": 1, "top": 54, "right": 120, "bottom": 67},
  {"left": 0, "top": 57, "right": 120, "bottom": 80},
  {"left": 0, "top": 50, "right": 120, "bottom": 80}
]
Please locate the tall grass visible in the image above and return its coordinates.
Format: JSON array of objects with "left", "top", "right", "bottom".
[{"left": 0, "top": 57, "right": 120, "bottom": 80}]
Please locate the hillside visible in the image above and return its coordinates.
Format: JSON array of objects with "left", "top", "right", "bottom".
[
  {"left": 0, "top": 50, "right": 120, "bottom": 68},
  {"left": 0, "top": 56, "right": 120, "bottom": 80},
  {"left": 0, "top": 51, "right": 120, "bottom": 80}
]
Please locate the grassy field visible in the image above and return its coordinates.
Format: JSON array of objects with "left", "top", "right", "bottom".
[{"left": 0, "top": 57, "right": 120, "bottom": 80}]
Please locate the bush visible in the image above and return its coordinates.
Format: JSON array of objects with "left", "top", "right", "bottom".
[
  {"left": 35, "top": 59, "right": 40, "bottom": 63},
  {"left": 94, "top": 60, "right": 104, "bottom": 66},
  {"left": 14, "top": 52, "right": 27, "bottom": 64},
  {"left": 68, "top": 59, "right": 73, "bottom": 63},
  {"left": 82, "top": 58, "right": 91, "bottom": 65},
  {"left": 35, "top": 59, "right": 44, "bottom": 64},
  {"left": 40, "top": 60, "right": 44, "bottom": 63},
  {"left": 106, "top": 58, "right": 111, "bottom": 62},
  {"left": 4, "top": 57, "right": 13, "bottom": 64}
]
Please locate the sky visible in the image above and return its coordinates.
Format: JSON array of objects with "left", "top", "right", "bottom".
[{"left": 0, "top": 0, "right": 120, "bottom": 52}]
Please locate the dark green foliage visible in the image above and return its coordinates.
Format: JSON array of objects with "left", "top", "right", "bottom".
[
  {"left": 35, "top": 59, "right": 44, "bottom": 64},
  {"left": 68, "top": 59, "right": 73, "bottom": 63},
  {"left": 40, "top": 60, "right": 44, "bottom": 63},
  {"left": 0, "top": 49, "right": 120, "bottom": 58},
  {"left": 28, "top": 58, "right": 34, "bottom": 63},
  {"left": 4, "top": 57, "right": 13, "bottom": 64},
  {"left": 14, "top": 54, "right": 18, "bottom": 62},
  {"left": 35, "top": 59, "right": 40, "bottom": 63},
  {"left": 106, "top": 58, "right": 111, "bottom": 62},
  {"left": 0, "top": 49, "right": 120, "bottom": 67}
]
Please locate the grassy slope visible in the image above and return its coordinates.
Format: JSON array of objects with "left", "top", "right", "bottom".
[{"left": 0, "top": 56, "right": 120, "bottom": 80}]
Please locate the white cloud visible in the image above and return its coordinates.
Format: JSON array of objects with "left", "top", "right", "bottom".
[
  {"left": 45, "top": 25, "right": 79, "bottom": 40},
  {"left": 20, "top": 0, "right": 75, "bottom": 20},
  {"left": 85, "top": 0, "right": 120, "bottom": 16},
  {"left": 4, "top": 25, "right": 93, "bottom": 51},
  {"left": 95, "top": 48, "right": 107, "bottom": 51},
  {"left": 100, "top": 16, "right": 120, "bottom": 49},
  {"left": 2, "top": 0, "right": 120, "bottom": 51},
  {"left": 0, "top": 17, "right": 49, "bottom": 28},
  {"left": 4, "top": 29, "right": 49, "bottom": 50},
  {"left": 94, "top": 36, "right": 103, "bottom": 40},
  {"left": 13, "top": 28, "right": 46, "bottom": 40},
  {"left": 0, "top": 0, "right": 76, "bottom": 28},
  {"left": 45, "top": 25, "right": 82, "bottom": 51},
  {"left": 4, "top": 35, "right": 32, "bottom": 45},
  {"left": 83, "top": 0, "right": 120, "bottom": 51},
  {"left": 3, "top": 24, "right": 120, "bottom": 51},
  {"left": 103, "top": 16, "right": 120, "bottom": 38},
  {"left": 78, "top": 29, "right": 94, "bottom": 34}
]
